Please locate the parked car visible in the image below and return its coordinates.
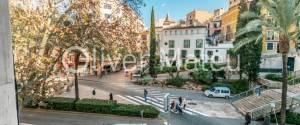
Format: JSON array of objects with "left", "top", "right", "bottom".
[{"left": 204, "top": 87, "right": 231, "bottom": 99}]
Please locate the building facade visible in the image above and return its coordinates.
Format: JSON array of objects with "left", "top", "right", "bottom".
[
  {"left": 156, "top": 11, "right": 233, "bottom": 67},
  {"left": 259, "top": 8, "right": 300, "bottom": 72}
]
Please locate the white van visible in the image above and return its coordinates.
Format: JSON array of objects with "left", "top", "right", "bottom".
[{"left": 204, "top": 87, "right": 231, "bottom": 99}]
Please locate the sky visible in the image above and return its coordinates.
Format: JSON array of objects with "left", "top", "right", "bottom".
[{"left": 140, "top": 0, "right": 229, "bottom": 27}]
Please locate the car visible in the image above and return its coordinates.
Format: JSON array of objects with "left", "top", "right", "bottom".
[{"left": 204, "top": 87, "right": 231, "bottom": 99}]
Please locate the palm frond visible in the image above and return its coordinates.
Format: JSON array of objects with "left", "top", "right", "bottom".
[
  {"left": 235, "top": 19, "right": 262, "bottom": 38},
  {"left": 240, "top": 11, "right": 260, "bottom": 20},
  {"left": 233, "top": 36, "right": 259, "bottom": 52}
]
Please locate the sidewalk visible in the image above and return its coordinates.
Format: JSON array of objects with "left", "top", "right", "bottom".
[
  {"left": 186, "top": 100, "right": 243, "bottom": 119},
  {"left": 58, "top": 84, "right": 132, "bottom": 104}
]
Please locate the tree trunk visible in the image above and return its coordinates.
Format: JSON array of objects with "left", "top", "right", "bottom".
[
  {"left": 279, "top": 36, "right": 289, "bottom": 125},
  {"left": 280, "top": 53, "right": 288, "bottom": 125},
  {"left": 74, "top": 52, "right": 81, "bottom": 101}
]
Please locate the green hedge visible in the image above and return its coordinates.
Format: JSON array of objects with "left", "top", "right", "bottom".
[
  {"left": 45, "top": 97, "right": 159, "bottom": 118},
  {"left": 75, "top": 99, "right": 117, "bottom": 114},
  {"left": 265, "top": 74, "right": 282, "bottom": 81},
  {"left": 112, "top": 104, "right": 159, "bottom": 118},
  {"left": 46, "top": 97, "right": 75, "bottom": 111}
]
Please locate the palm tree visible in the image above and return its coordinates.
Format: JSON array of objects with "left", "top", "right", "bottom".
[{"left": 235, "top": 0, "right": 300, "bottom": 124}]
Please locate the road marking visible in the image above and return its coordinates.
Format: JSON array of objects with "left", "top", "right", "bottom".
[
  {"left": 20, "top": 123, "right": 34, "bottom": 125},
  {"left": 125, "top": 95, "right": 149, "bottom": 105},
  {"left": 185, "top": 107, "right": 209, "bottom": 117},
  {"left": 117, "top": 95, "right": 140, "bottom": 105}
]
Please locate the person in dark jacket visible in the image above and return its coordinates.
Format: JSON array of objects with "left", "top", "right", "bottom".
[
  {"left": 109, "top": 93, "right": 113, "bottom": 101},
  {"left": 179, "top": 97, "right": 183, "bottom": 105},
  {"left": 144, "top": 89, "right": 148, "bottom": 102},
  {"left": 245, "top": 112, "right": 252, "bottom": 125}
]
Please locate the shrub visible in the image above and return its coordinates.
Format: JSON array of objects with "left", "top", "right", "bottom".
[
  {"left": 155, "top": 66, "right": 177, "bottom": 74},
  {"left": 192, "top": 68, "right": 212, "bottom": 84},
  {"left": 185, "top": 63, "right": 196, "bottom": 70},
  {"left": 112, "top": 104, "right": 159, "bottom": 118},
  {"left": 75, "top": 99, "right": 117, "bottom": 114},
  {"left": 45, "top": 98, "right": 160, "bottom": 118},
  {"left": 166, "top": 76, "right": 187, "bottom": 87},
  {"left": 202, "top": 85, "right": 211, "bottom": 91},
  {"left": 265, "top": 74, "right": 282, "bottom": 81},
  {"left": 46, "top": 97, "right": 75, "bottom": 111},
  {"left": 227, "top": 80, "right": 249, "bottom": 94},
  {"left": 271, "top": 111, "right": 300, "bottom": 124},
  {"left": 162, "top": 66, "right": 177, "bottom": 73}
]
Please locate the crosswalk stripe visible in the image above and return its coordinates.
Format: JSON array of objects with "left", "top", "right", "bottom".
[
  {"left": 125, "top": 95, "right": 149, "bottom": 105},
  {"left": 185, "top": 107, "right": 209, "bottom": 117},
  {"left": 134, "top": 96, "right": 164, "bottom": 109},
  {"left": 132, "top": 96, "right": 166, "bottom": 113},
  {"left": 117, "top": 95, "right": 140, "bottom": 105}
]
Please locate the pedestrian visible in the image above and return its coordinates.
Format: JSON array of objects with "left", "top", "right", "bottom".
[
  {"left": 179, "top": 97, "right": 183, "bottom": 105},
  {"left": 92, "top": 88, "right": 96, "bottom": 99},
  {"left": 245, "top": 112, "right": 252, "bottom": 125},
  {"left": 144, "top": 89, "right": 148, "bottom": 102},
  {"left": 109, "top": 93, "right": 113, "bottom": 101},
  {"left": 170, "top": 100, "right": 176, "bottom": 111}
]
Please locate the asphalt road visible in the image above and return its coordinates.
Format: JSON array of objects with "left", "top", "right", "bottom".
[{"left": 20, "top": 109, "right": 164, "bottom": 125}]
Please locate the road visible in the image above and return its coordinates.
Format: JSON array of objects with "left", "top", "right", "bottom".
[
  {"left": 20, "top": 109, "right": 164, "bottom": 125},
  {"left": 21, "top": 71, "right": 262, "bottom": 125}
]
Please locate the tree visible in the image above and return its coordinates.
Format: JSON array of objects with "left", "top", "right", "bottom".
[
  {"left": 234, "top": 0, "right": 262, "bottom": 87},
  {"left": 235, "top": 0, "right": 300, "bottom": 124},
  {"left": 149, "top": 7, "right": 157, "bottom": 77},
  {"left": 10, "top": 0, "right": 145, "bottom": 104}
]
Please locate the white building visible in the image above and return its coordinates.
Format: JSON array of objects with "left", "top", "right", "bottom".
[
  {"left": 157, "top": 11, "right": 233, "bottom": 67},
  {"left": 159, "top": 25, "right": 233, "bottom": 67}
]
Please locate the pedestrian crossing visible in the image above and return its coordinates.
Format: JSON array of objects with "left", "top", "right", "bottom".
[{"left": 116, "top": 94, "right": 208, "bottom": 116}]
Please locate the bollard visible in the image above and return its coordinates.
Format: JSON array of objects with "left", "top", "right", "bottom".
[{"left": 164, "top": 93, "right": 170, "bottom": 112}]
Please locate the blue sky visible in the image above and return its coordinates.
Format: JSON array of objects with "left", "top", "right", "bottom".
[{"left": 140, "top": 0, "right": 229, "bottom": 27}]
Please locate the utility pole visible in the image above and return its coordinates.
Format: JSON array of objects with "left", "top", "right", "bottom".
[{"left": 0, "top": 0, "right": 19, "bottom": 124}]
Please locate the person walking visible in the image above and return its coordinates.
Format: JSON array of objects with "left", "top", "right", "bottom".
[
  {"left": 109, "top": 93, "right": 113, "bottom": 101},
  {"left": 92, "top": 88, "right": 96, "bottom": 99},
  {"left": 179, "top": 97, "right": 183, "bottom": 105},
  {"left": 245, "top": 112, "right": 252, "bottom": 125},
  {"left": 144, "top": 89, "right": 148, "bottom": 102}
]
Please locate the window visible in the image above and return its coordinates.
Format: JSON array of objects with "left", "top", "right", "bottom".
[
  {"left": 297, "top": 43, "right": 300, "bottom": 51},
  {"left": 214, "top": 56, "right": 219, "bottom": 62},
  {"left": 196, "top": 39, "right": 203, "bottom": 48},
  {"left": 267, "top": 31, "right": 275, "bottom": 40},
  {"left": 191, "top": 30, "right": 194, "bottom": 34},
  {"left": 185, "top": 30, "right": 188, "bottom": 34},
  {"left": 104, "top": 4, "right": 112, "bottom": 9},
  {"left": 181, "top": 50, "right": 187, "bottom": 58},
  {"left": 221, "top": 90, "right": 229, "bottom": 93},
  {"left": 170, "top": 31, "right": 173, "bottom": 35},
  {"left": 168, "top": 50, "right": 175, "bottom": 58},
  {"left": 267, "top": 42, "right": 274, "bottom": 51},
  {"left": 169, "top": 40, "right": 175, "bottom": 48},
  {"left": 165, "top": 31, "right": 168, "bottom": 35},
  {"left": 207, "top": 51, "right": 213, "bottom": 57},
  {"left": 184, "top": 40, "right": 190, "bottom": 48},
  {"left": 194, "top": 50, "right": 201, "bottom": 58}
]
